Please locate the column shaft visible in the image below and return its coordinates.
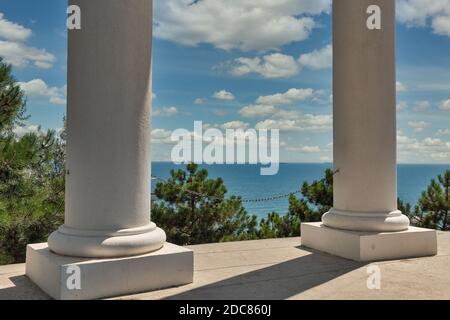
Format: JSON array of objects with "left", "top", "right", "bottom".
[
  {"left": 48, "top": 0, "right": 166, "bottom": 257},
  {"left": 322, "top": 0, "right": 409, "bottom": 232}
]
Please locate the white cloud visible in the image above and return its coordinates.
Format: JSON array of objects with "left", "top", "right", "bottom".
[
  {"left": 213, "top": 90, "right": 235, "bottom": 101},
  {"left": 0, "top": 40, "right": 56, "bottom": 69},
  {"left": 423, "top": 137, "right": 444, "bottom": 146},
  {"left": 413, "top": 100, "right": 431, "bottom": 111},
  {"left": 18, "top": 79, "right": 66, "bottom": 105},
  {"left": 397, "top": 0, "right": 450, "bottom": 37},
  {"left": 439, "top": 99, "right": 450, "bottom": 111},
  {"left": 397, "top": 101, "right": 408, "bottom": 111},
  {"left": 432, "top": 14, "right": 450, "bottom": 36},
  {"left": 154, "top": 106, "right": 178, "bottom": 117},
  {"left": 228, "top": 44, "right": 332, "bottom": 79},
  {"left": 151, "top": 128, "right": 173, "bottom": 144},
  {"left": 230, "top": 53, "right": 300, "bottom": 79},
  {"left": 397, "top": 130, "right": 450, "bottom": 162},
  {"left": 255, "top": 113, "right": 332, "bottom": 132},
  {"left": 13, "top": 124, "right": 39, "bottom": 137},
  {"left": 154, "top": 0, "right": 331, "bottom": 51},
  {"left": 408, "top": 121, "right": 430, "bottom": 132},
  {"left": 298, "top": 44, "right": 332, "bottom": 70},
  {"left": 221, "top": 121, "right": 249, "bottom": 130},
  {"left": 0, "top": 12, "right": 55, "bottom": 69},
  {"left": 437, "top": 128, "right": 450, "bottom": 135},
  {"left": 430, "top": 152, "right": 450, "bottom": 161},
  {"left": 256, "top": 88, "right": 317, "bottom": 105},
  {"left": 194, "top": 98, "right": 207, "bottom": 105},
  {"left": 286, "top": 145, "right": 321, "bottom": 153},
  {"left": 0, "top": 12, "right": 32, "bottom": 41},
  {"left": 396, "top": 81, "right": 407, "bottom": 92},
  {"left": 239, "top": 105, "right": 276, "bottom": 118}
]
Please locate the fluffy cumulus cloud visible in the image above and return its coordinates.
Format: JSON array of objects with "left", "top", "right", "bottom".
[
  {"left": 254, "top": 112, "right": 332, "bottom": 132},
  {"left": 238, "top": 87, "right": 331, "bottom": 132},
  {"left": 397, "top": 130, "right": 450, "bottom": 162},
  {"left": 12, "top": 124, "right": 40, "bottom": 137},
  {"left": 194, "top": 98, "right": 207, "bottom": 105},
  {"left": 213, "top": 90, "right": 235, "bottom": 101},
  {"left": 297, "top": 44, "right": 332, "bottom": 70},
  {"left": 151, "top": 128, "right": 174, "bottom": 144},
  {"left": 437, "top": 128, "right": 450, "bottom": 135},
  {"left": 154, "top": 106, "right": 178, "bottom": 117},
  {"left": 439, "top": 99, "right": 450, "bottom": 111},
  {"left": 256, "top": 88, "right": 317, "bottom": 105},
  {"left": 397, "top": 0, "right": 450, "bottom": 37},
  {"left": 221, "top": 121, "right": 249, "bottom": 130},
  {"left": 229, "top": 44, "right": 332, "bottom": 79},
  {"left": 154, "top": 0, "right": 331, "bottom": 51},
  {"left": 413, "top": 100, "right": 431, "bottom": 111},
  {"left": 154, "top": 0, "right": 450, "bottom": 55},
  {"left": 239, "top": 104, "right": 277, "bottom": 118},
  {"left": 0, "top": 12, "right": 55, "bottom": 69},
  {"left": 18, "top": 79, "right": 66, "bottom": 105},
  {"left": 408, "top": 120, "right": 431, "bottom": 132},
  {"left": 230, "top": 54, "right": 300, "bottom": 79},
  {"left": 0, "top": 13, "right": 32, "bottom": 41},
  {"left": 396, "top": 81, "right": 407, "bottom": 92}
]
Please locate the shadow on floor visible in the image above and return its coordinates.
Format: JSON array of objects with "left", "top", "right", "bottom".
[
  {"left": 0, "top": 275, "right": 49, "bottom": 300},
  {"left": 164, "top": 248, "right": 367, "bottom": 300},
  {"left": 0, "top": 247, "right": 366, "bottom": 300}
]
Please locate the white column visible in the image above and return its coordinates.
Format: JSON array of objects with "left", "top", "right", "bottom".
[
  {"left": 322, "top": 0, "right": 410, "bottom": 232},
  {"left": 48, "top": 0, "right": 166, "bottom": 257}
]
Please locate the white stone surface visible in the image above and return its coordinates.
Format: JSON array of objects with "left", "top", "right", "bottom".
[
  {"left": 5, "top": 236, "right": 450, "bottom": 300},
  {"left": 323, "top": 0, "right": 410, "bottom": 232},
  {"left": 301, "top": 223, "right": 438, "bottom": 262},
  {"left": 26, "top": 243, "right": 193, "bottom": 300}
]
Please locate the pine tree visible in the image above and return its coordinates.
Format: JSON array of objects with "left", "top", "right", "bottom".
[
  {"left": 0, "top": 58, "right": 28, "bottom": 134},
  {"left": 0, "top": 59, "right": 65, "bottom": 264},
  {"left": 152, "top": 163, "right": 258, "bottom": 245},
  {"left": 412, "top": 170, "right": 449, "bottom": 231},
  {"left": 258, "top": 168, "right": 334, "bottom": 238}
]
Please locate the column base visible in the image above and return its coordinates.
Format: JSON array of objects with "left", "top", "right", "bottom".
[
  {"left": 322, "top": 208, "right": 410, "bottom": 232},
  {"left": 301, "top": 222, "right": 437, "bottom": 262},
  {"left": 25, "top": 242, "right": 193, "bottom": 300},
  {"left": 48, "top": 222, "right": 166, "bottom": 258}
]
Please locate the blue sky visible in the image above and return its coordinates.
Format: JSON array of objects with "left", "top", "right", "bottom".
[{"left": 1, "top": 0, "right": 449, "bottom": 163}]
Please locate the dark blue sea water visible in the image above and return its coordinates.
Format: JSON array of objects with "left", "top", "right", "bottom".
[{"left": 151, "top": 162, "right": 450, "bottom": 219}]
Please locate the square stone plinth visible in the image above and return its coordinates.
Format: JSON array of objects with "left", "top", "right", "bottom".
[
  {"left": 301, "top": 222, "right": 437, "bottom": 262},
  {"left": 25, "top": 242, "right": 193, "bottom": 300}
]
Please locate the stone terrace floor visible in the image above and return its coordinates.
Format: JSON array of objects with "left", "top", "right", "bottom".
[{"left": 1, "top": 232, "right": 450, "bottom": 300}]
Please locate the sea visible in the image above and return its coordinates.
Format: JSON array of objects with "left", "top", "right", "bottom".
[{"left": 151, "top": 162, "right": 450, "bottom": 219}]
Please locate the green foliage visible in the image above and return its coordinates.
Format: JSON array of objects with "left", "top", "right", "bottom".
[
  {"left": 410, "top": 170, "right": 449, "bottom": 231},
  {"left": 398, "top": 198, "right": 411, "bottom": 217},
  {"left": 0, "top": 58, "right": 28, "bottom": 134},
  {"left": 152, "top": 163, "right": 258, "bottom": 245},
  {"left": 0, "top": 59, "right": 65, "bottom": 264},
  {"left": 258, "top": 168, "right": 334, "bottom": 238}
]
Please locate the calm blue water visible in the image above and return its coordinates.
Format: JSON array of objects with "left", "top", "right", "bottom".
[{"left": 151, "top": 162, "right": 450, "bottom": 219}]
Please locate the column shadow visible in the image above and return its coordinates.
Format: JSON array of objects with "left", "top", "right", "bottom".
[
  {"left": 164, "top": 248, "right": 367, "bottom": 300},
  {"left": 0, "top": 275, "right": 49, "bottom": 300}
]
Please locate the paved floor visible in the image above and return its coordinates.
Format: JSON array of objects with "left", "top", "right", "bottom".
[{"left": 1, "top": 232, "right": 449, "bottom": 300}]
